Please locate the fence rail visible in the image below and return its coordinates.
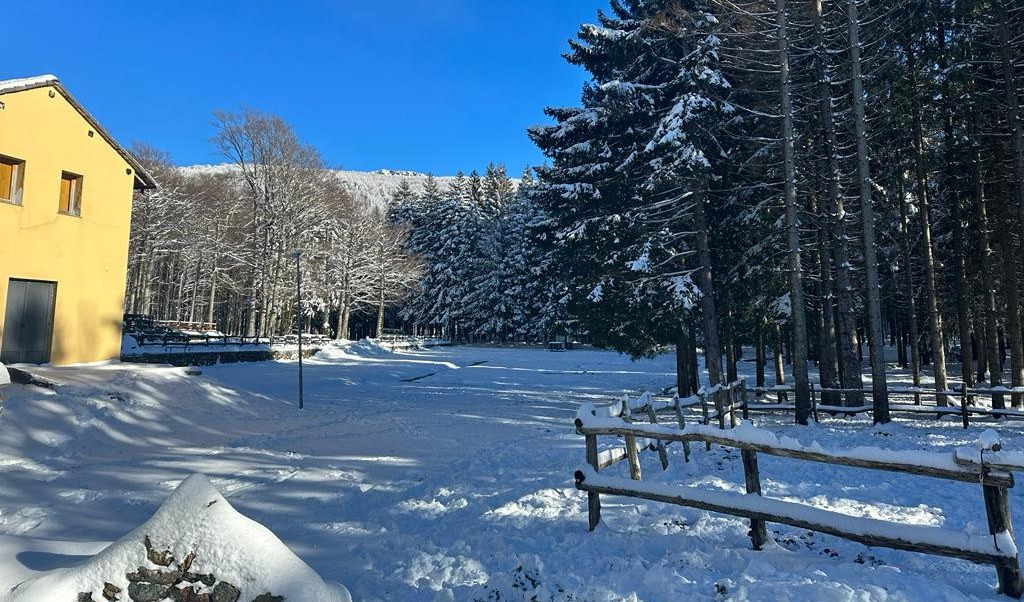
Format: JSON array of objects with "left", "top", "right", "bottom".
[
  {"left": 126, "top": 332, "right": 334, "bottom": 349},
  {"left": 750, "top": 383, "right": 1024, "bottom": 428},
  {"left": 574, "top": 385, "right": 1024, "bottom": 597}
]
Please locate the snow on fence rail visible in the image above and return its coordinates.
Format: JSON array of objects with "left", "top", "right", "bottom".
[
  {"left": 750, "top": 383, "right": 1024, "bottom": 428},
  {"left": 573, "top": 386, "right": 1024, "bottom": 598}
]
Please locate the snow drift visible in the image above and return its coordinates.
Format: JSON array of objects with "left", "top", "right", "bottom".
[{"left": 7, "top": 474, "right": 350, "bottom": 602}]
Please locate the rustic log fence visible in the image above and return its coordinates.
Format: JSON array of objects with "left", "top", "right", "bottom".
[
  {"left": 750, "top": 383, "right": 1024, "bottom": 428},
  {"left": 574, "top": 392, "right": 1024, "bottom": 597}
]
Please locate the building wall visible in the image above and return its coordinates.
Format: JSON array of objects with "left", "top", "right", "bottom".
[{"left": 0, "top": 85, "right": 136, "bottom": 365}]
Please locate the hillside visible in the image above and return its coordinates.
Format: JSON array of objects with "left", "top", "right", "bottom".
[{"left": 179, "top": 164, "right": 464, "bottom": 208}]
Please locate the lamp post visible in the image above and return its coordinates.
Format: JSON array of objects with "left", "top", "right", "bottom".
[{"left": 290, "top": 249, "right": 304, "bottom": 410}]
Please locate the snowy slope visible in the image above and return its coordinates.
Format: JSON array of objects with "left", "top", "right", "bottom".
[
  {"left": 179, "top": 164, "right": 466, "bottom": 208},
  {"left": 0, "top": 344, "right": 1020, "bottom": 600}
]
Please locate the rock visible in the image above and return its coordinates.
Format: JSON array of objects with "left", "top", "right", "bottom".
[
  {"left": 175, "top": 586, "right": 210, "bottom": 602},
  {"left": 179, "top": 551, "right": 196, "bottom": 573},
  {"left": 143, "top": 535, "right": 174, "bottom": 567},
  {"left": 127, "top": 582, "right": 170, "bottom": 602},
  {"left": 251, "top": 595, "right": 284, "bottom": 602},
  {"left": 102, "top": 582, "right": 122, "bottom": 601},
  {"left": 126, "top": 567, "right": 181, "bottom": 585},
  {"left": 184, "top": 572, "right": 217, "bottom": 587},
  {"left": 78, "top": 593, "right": 97, "bottom": 602},
  {"left": 211, "top": 582, "right": 241, "bottom": 602}
]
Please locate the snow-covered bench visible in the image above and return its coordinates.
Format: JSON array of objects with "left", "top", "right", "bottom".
[{"left": 574, "top": 404, "right": 1024, "bottom": 598}]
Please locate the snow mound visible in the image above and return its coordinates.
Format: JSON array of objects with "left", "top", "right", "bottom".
[
  {"left": 8, "top": 474, "right": 351, "bottom": 602},
  {"left": 316, "top": 339, "right": 393, "bottom": 361},
  {"left": 0, "top": 362, "right": 9, "bottom": 387}
]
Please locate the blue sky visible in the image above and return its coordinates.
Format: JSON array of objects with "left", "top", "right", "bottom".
[{"left": 3, "top": 1, "right": 606, "bottom": 175}]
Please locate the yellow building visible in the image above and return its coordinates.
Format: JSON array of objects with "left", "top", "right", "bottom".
[{"left": 0, "top": 75, "right": 156, "bottom": 365}]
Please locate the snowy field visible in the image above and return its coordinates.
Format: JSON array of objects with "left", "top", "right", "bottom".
[{"left": 0, "top": 343, "right": 1021, "bottom": 601}]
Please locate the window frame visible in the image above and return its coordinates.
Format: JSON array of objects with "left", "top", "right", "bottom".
[
  {"left": 0, "top": 155, "right": 25, "bottom": 205},
  {"left": 58, "top": 171, "right": 83, "bottom": 217}
]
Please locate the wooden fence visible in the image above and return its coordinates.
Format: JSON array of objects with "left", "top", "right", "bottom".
[
  {"left": 574, "top": 387, "right": 1024, "bottom": 597},
  {"left": 750, "top": 383, "right": 1024, "bottom": 428},
  {"left": 128, "top": 332, "right": 335, "bottom": 348}
]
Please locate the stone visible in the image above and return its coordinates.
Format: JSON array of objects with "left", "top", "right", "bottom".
[
  {"left": 175, "top": 586, "right": 210, "bottom": 602},
  {"left": 78, "top": 593, "right": 97, "bottom": 602},
  {"left": 184, "top": 572, "right": 217, "bottom": 587},
  {"left": 127, "top": 567, "right": 181, "bottom": 585},
  {"left": 251, "top": 595, "right": 284, "bottom": 602},
  {"left": 127, "top": 582, "right": 171, "bottom": 602},
  {"left": 143, "top": 535, "right": 174, "bottom": 567},
  {"left": 102, "top": 582, "right": 122, "bottom": 601},
  {"left": 178, "top": 551, "right": 196, "bottom": 573},
  {"left": 210, "top": 581, "right": 241, "bottom": 602}
]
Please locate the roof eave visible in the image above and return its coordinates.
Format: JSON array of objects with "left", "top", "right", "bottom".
[{"left": 0, "top": 77, "right": 158, "bottom": 190}]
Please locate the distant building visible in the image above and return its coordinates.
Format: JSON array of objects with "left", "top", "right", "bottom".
[{"left": 0, "top": 75, "right": 156, "bottom": 365}]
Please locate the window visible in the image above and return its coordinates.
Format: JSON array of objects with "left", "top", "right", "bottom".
[
  {"left": 58, "top": 171, "right": 83, "bottom": 216},
  {"left": 0, "top": 156, "right": 25, "bottom": 205}
]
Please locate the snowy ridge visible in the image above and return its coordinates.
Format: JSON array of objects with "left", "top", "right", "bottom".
[
  {"left": 9, "top": 474, "right": 350, "bottom": 602},
  {"left": 178, "top": 164, "right": 495, "bottom": 208}
]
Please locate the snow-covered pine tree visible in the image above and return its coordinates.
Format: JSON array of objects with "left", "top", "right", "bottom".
[{"left": 531, "top": 0, "right": 731, "bottom": 375}]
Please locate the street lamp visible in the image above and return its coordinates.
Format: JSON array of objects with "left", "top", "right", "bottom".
[{"left": 290, "top": 249, "right": 304, "bottom": 410}]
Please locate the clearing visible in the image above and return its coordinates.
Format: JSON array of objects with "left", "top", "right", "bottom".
[{"left": 0, "top": 343, "right": 1018, "bottom": 601}]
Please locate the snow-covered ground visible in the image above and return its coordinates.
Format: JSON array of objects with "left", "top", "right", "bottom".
[{"left": 0, "top": 344, "right": 1020, "bottom": 600}]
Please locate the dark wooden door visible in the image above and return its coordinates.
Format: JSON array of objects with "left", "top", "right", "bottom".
[{"left": 1, "top": 279, "right": 56, "bottom": 364}]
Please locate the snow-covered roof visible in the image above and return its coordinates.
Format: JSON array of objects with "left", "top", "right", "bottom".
[
  {"left": 0, "top": 74, "right": 157, "bottom": 190},
  {"left": 0, "top": 74, "right": 58, "bottom": 95}
]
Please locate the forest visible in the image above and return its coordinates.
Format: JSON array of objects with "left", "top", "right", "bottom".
[{"left": 125, "top": 0, "right": 1024, "bottom": 425}]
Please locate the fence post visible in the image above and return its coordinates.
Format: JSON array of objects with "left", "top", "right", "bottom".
[
  {"left": 809, "top": 383, "right": 819, "bottom": 423},
  {"left": 741, "top": 380, "right": 750, "bottom": 421},
  {"left": 728, "top": 385, "right": 738, "bottom": 428},
  {"left": 961, "top": 384, "right": 970, "bottom": 430},
  {"left": 646, "top": 404, "right": 670, "bottom": 470},
  {"left": 983, "top": 483, "right": 1024, "bottom": 597},
  {"left": 700, "top": 389, "right": 711, "bottom": 451},
  {"left": 673, "top": 395, "right": 691, "bottom": 463},
  {"left": 715, "top": 390, "right": 727, "bottom": 431},
  {"left": 741, "top": 448, "right": 768, "bottom": 550},
  {"left": 585, "top": 433, "right": 602, "bottom": 531},
  {"left": 621, "top": 398, "right": 643, "bottom": 480}
]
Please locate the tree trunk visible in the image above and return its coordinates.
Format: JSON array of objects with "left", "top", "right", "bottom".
[
  {"left": 773, "top": 321, "right": 786, "bottom": 387},
  {"left": 906, "top": 42, "right": 949, "bottom": 405},
  {"left": 677, "top": 328, "right": 691, "bottom": 397},
  {"left": 897, "top": 172, "right": 923, "bottom": 397},
  {"left": 813, "top": 191, "right": 840, "bottom": 405},
  {"left": 975, "top": 114, "right": 1005, "bottom": 408},
  {"left": 995, "top": 144, "right": 1024, "bottom": 407},
  {"left": 847, "top": 0, "right": 889, "bottom": 422},
  {"left": 999, "top": 13, "right": 1024, "bottom": 272},
  {"left": 725, "top": 300, "right": 738, "bottom": 383},
  {"left": 813, "top": 0, "right": 862, "bottom": 408},
  {"left": 207, "top": 269, "right": 218, "bottom": 326},
  {"left": 756, "top": 323, "right": 766, "bottom": 391},
  {"left": 693, "top": 190, "right": 724, "bottom": 386},
  {"left": 999, "top": 14, "right": 1024, "bottom": 407},
  {"left": 778, "top": 0, "right": 811, "bottom": 423}
]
